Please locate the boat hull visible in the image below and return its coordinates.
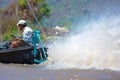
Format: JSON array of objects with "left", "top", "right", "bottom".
[
  {"left": 0, "top": 42, "right": 48, "bottom": 64},
  {"left": 0, "top": 46, "right": 34, "bottom": 64}
]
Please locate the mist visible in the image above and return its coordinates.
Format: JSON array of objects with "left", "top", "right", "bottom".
[{"left": 46, "top": 14, "right": 120, "bottom": 71}]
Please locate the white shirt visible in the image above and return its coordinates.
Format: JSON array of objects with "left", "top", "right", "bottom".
[{"left": 22, "top": 26, "right": 33, "bottom": 43}]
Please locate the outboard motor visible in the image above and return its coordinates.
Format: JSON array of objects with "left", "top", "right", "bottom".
[{"left": 31, "top": 30, "right": 48, "bottom": 63}]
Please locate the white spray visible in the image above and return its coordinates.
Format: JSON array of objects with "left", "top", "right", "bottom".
[{"left": 46, "top": 16, "right": 120, "bottom": 71}]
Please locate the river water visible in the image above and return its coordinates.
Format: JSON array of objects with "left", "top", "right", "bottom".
[
  {"left": 0, "top": 63, "right": 120, "bottom": 80},
  {"left": 0, "top": 16, "right": 120, "bottom": 80}
]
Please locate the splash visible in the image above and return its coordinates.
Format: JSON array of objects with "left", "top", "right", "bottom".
[{"left": 46, "top": 16, "right": 120, "bottom": 71}]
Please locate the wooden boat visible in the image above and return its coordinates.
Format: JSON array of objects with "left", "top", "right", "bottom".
[
  {"left": 0, "top": 30, "right": 48, "bottom": 64},
  {"left": 0, "top": 41, "right": 48, "bottom": 64}
]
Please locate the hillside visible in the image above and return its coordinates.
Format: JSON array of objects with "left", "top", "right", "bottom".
[
  {"left": 1, "top": 0, "right": 120, "bottom": 28},
  {"left": 42, "top": 0, "right": 120, "bottom": 28}
]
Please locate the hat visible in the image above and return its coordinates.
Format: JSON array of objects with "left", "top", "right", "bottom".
[{"left": 17, "top": 20, "right": 26, "bottom": 26}]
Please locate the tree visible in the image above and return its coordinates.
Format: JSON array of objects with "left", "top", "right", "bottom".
[
  {"left": 0, "top": 8, "right": 3, "bottom": 41},
  {"left": 0, "top": 0, "right": 50, "bottom": 40},
  {"left": 26, "top": 0, "right": 45, "bottom": 41},
  {"left": 15, "top": 0, "right": 20, "bottom": 36}
]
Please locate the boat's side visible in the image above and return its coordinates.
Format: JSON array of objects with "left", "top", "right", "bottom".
[{"left": 0, "top": 46, "right": 34, "bottom": 64}]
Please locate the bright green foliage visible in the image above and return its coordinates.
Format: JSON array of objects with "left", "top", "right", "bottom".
[
  {"left": 2, "top": 26, "right": 18, "bottom": 40},
  {"left": 0, "top": 8, "right": 3, "bottom": 13},
  {"left": 18, "top": 0, "right": 26, "bottom": 6},
  {"left": 37, "top": 0, "right": 44, "bottom": 4},
  {"left": 39, "top": 3, "right": 51, "bottom": 18},
  {"left": 34, "top": 2, "right": 51, "bottom": 22}
]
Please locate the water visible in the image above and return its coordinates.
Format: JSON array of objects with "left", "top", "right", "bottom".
[
  {"left": 47, "top": 16, "right": 120, "bottom": 71},
  {"left": 0, "top": 63, "right": 120, "bottom": 80}
]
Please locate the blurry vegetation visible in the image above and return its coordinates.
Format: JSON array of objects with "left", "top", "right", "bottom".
[
  {"left": 42, "top": 0, "right": 91, "bottom": 29},
  {"left": 18, "top": 0, "right": 26, "bottom": 6},
  {"left": 0, "top": 8, "right": 3, "bottom": 12},
  {"left": 2, "top": 26, "right": 18, "bottom": 40},
  {"left": 0, "top": 0, "right": 50, "bottom": 41},
  {"left": 0, "top": 0, "right": 94, "bottom": 41}
]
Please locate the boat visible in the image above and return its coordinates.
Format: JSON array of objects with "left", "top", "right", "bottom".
[{"left": 0, "top": 30, "right": 48, "bottom": 64}]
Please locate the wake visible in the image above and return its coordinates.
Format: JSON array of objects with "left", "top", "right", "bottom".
[{"left": 46, "top": 16, "right": 120, "bottom": 71}]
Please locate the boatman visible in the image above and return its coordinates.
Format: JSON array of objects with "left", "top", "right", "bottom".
[{"left": 10, "top": 20, "right": 33, "bottom": 48}]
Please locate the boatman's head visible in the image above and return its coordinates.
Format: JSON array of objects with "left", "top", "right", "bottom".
[
  {"left": 17, "top": 20, "right": 27, "bottom": 27},
  {"left": 17, "top": 20, "right": 27, "bottom": 30}
]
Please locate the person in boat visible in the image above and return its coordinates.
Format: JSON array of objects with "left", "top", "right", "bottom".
[{"left": 10, "top": 20, "right": 33, "bottom": 48}]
